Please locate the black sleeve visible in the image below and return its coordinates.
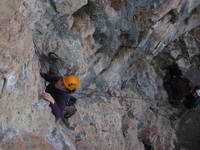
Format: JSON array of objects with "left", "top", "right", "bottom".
[
  {"left": 49, "top": 102, "right": 62, "bottom": 120},
  {"left": 40, "top": 73, "right": 61, "bottom": 83}
]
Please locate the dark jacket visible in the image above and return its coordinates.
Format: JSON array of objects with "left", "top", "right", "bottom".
[{"left": 40, "top": 73, "right": 70, "bottom": 120}]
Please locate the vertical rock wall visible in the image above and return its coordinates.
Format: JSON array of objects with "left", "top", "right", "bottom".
[
  {"left": 0, "top": 0, "right": 199, "bottom": 150},
  {"left": 0, "top": 0, "right": 38, "bottom": 132},
  {"left": 0, "top": 1, "right": 76, "bottom": 150}
]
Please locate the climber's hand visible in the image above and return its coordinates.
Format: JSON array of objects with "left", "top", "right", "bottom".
[{"left": 40, "top": 92, "right": 55, "bottom": 104}]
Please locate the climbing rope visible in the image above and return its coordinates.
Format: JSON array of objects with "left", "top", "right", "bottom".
[
  {"left": 75, "top": 92, "right": 139, "bottom": 99},
  {"left": 74, "top": 91, "right": 176, "bottom": 120},
  {"left": 33, "top": 40, "right": 184, "bottom": 102},
  {"left": 33, "top": 40, "right": 187, "bottom": 120},
  {"left": 74, "top": 91, "right": 182, "bottom": 103}
]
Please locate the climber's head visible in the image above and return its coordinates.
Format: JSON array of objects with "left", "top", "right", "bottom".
[
  {"left": 55, "top": 78, "right": 66, "bottom": 90},
  {"left": 63, "top": 75, "right": 80, "bottom": 91},
  {"left": 55, "top": 75, "right": 80, "bottom": 92}
]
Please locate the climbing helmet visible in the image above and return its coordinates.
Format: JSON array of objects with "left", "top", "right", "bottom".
[{"left": 63, "top": 75, "right": 80, "bottom": 91}]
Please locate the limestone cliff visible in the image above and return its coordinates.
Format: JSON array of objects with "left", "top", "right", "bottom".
[{"left": 0, "top": 0, "right": 200, "bottom": 150}]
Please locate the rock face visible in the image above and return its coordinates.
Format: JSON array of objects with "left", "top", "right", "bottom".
[
  {"left": 0, "top": 130, "right": 56, "bottom": 150},
  {"left": 67, "top": 89, "right": 176, "bottom": 150},
  {"left": 53, "top": 0, "right": 88, "bottom": 15},
  {"left": 175, "top": 108, "right": 200, "bottom": 150},
  {"left": 0, "top": 0, "right": 200, "bottom": 150},
  {"left": 0, "top": 0, "right": 37, "bottom": 131},
  {"left": 0, "top": 0, "right": 76, "bottom": 150}
]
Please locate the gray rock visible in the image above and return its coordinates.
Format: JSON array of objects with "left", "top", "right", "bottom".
[
  {"left": 1, "top": 0, "right": 200, "bottom": 149},
  {"left": 170, "top": 50, "right": 182, "bottom": 59},
  {"left": 176, "top": 58, "right": 191, "bottom": 69},
  {"left": 53, "top": 0, "right": 88, "bottom": 14}
]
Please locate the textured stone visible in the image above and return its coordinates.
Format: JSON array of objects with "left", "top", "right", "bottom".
[
  {"left": 176, "top": 108, "right": 200, "bottom": 150},
  {"left": 0, "top": 131, "right": 56, "bottom": 150},
  {"left": 110, "top": 0, "right": 127, "bottom": 11},
  {"left": 0, "top": 0, "right": 76, "bottom": 150},
  {"left": 64, "top": 89, "right": 176, "bottom": 150},
  {"left": 176, "top": 58, "right": 191, "bottom": 69},
  {"left": 183, "top": 33, "right": 200, "bottom": 58},
  {"left": 170, "top": 50, "right": 181, "bottom": 59},
  {"left": 0, "top": 0, "right": 35, "bottom": 131},
  {"left": 54, "top": 0, "right": 88, "bottom": 14},
  {"left": 139, "top": 0, "right": 200, "bottom": 56},
  {"left": 1, "top": 0, "right": 200, "bottom": 149}
]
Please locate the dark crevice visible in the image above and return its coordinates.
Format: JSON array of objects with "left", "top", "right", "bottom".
[
  {"left": 48, "top": 0, "right": 58, "bottom": 13},
  {"left": 156, "top": 8, "right": 179, "bottom": 24},
  {"left": 72, "top": 1, "right": 95, "bottom": 17},
  {"left": 0, "top": 78, "right": 6, "bottom": 97},
  {"left": 142, "top": 139, "right": 154, "bottom": 150},
  {"left": 163, "top": 63, "right": 191, "bottom": 106},
  {"left": 184, "top": 5, "right": 200, "bottom": 25},
  {"left": 169, "top": 9, "right": 179, "bottom": 24}
]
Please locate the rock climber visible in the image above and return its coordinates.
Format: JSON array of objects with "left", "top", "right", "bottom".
[
  {"left": 183, "top": 86, "right": 200, "bottom": 109},
  {"left": 40, "top": 73, "right": 80, "bottom": 128}
]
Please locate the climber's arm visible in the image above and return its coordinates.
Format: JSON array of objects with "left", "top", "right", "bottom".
[
  {"left": 40, "top": 92, "right": 55, "bottom": 104},
  {"left": 40, "top": 92, "right": 62, "bottom": 120},
  {"left": 40, "top": 72, "right": 61, "bottom": 83}
]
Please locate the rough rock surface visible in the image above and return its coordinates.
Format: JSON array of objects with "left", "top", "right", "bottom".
[
  {"left": 53, "top": 0, "right": 88, "bottom": 15},
  {"left": 68, "top": 89, "right": 175, "bottom": 150},
  {"left": 0, "top": 0, "right": 76, "bottom": 150},
  {"left": 0, "top": 0, "right": 200, "bottom": 150},
  {"left": 175, "top": 108, "right": 200, "bottom": 150},
  {"left": 0, "top": 130, "right": 56, "bottom": 150},
  {"left": 152, "top": 26, "right": 200, "bottom": 150}
]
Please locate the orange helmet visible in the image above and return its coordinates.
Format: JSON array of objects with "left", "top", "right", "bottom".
[{"left": 63, "top": 75, "right": 80, "bottom": 91}]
